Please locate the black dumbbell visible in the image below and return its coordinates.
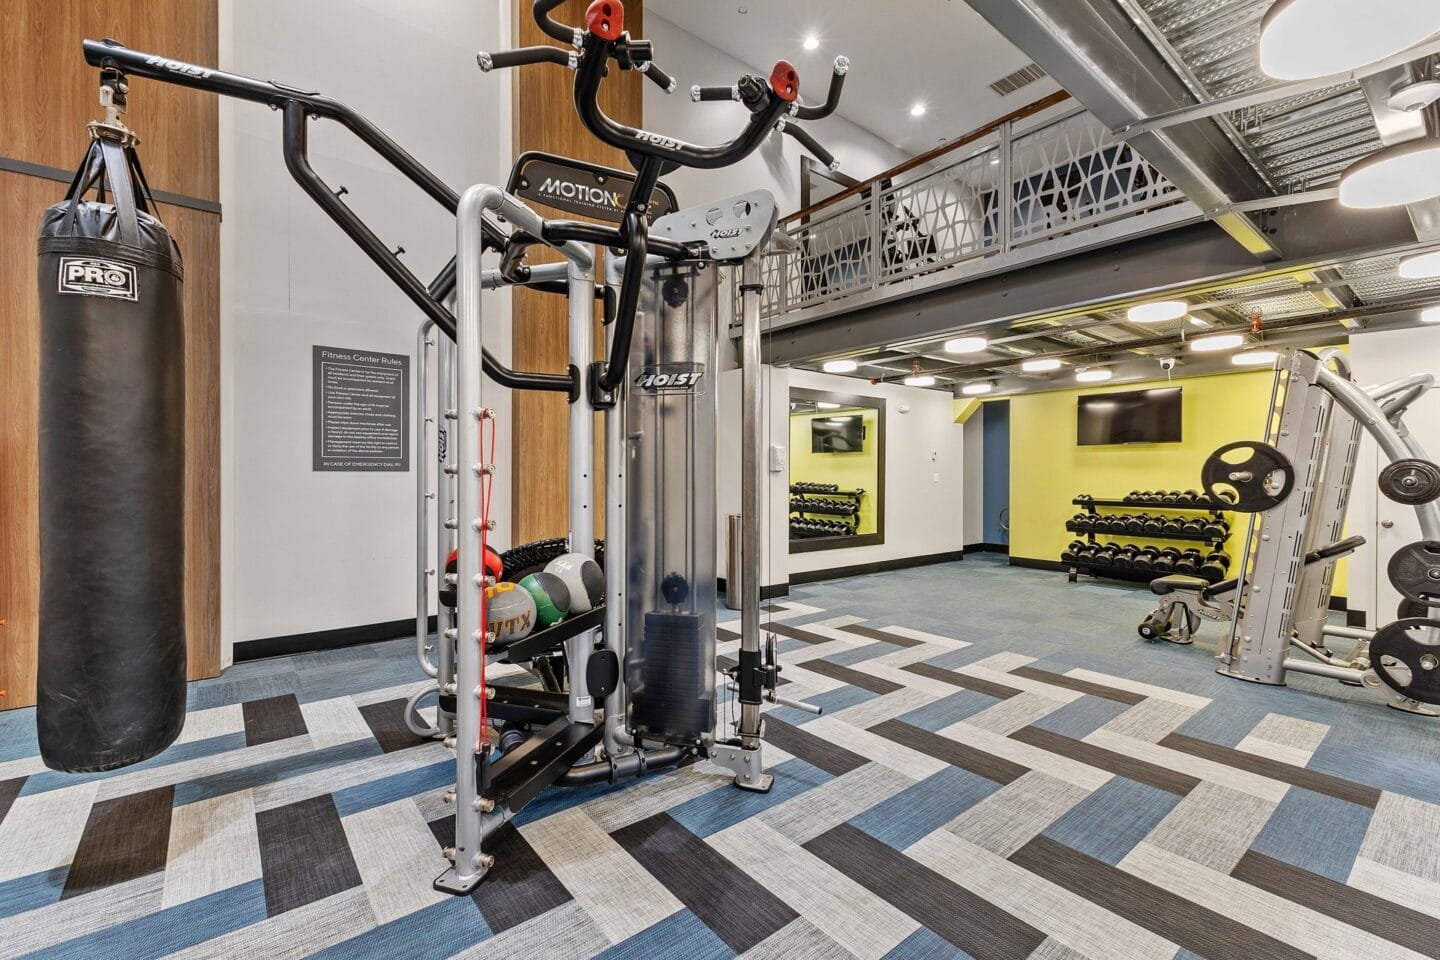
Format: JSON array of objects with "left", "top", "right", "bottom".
[
  {"left": 1092, "top": 544, "right": 1118, "bottom": 565},
  {"left": 1133, "top": 546, "right": 1158, "bottom": 571},
  {"left": 1181, "top": 519, "right": 1205, "bottom": 536},
  {"left": 1174, "top": 552, "right": 1200, "bottom": 576},
  {"left": 1076, "top": 493, "right": 1094, "bottom": 505},
  {"left": 1182, "top": 489, "right": 1201, "bottom": 504},
  {"left": 1140, "top": 515, "right": 1163, "bottom": 535},
  {"left": 1113, "top": 545, "right": 1140, "bottom": 569},
  {"left": 1160, "top": 518, "right": 1184, "bottom": 535},
  {"left": 1152, "top": 547, "right": 1180, "bottom": 574},
  {"left": 1202, "top": 519, "right": 1228, "bottom": 540},
  {"left": 1199, "top": 551, "right": 1230, "bottom": 582},
  {"left": 1061, "top": 540, "right": 1087, "bottom": 564}
]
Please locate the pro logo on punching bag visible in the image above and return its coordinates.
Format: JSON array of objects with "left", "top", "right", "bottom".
[{"left": 57, "top": 256, "right": 138, "bottom": 301}]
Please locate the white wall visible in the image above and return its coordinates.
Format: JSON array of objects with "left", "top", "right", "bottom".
[
  {"left": 221, "top": 0, "right": 515, "bottom": 657},
  {"left": 1343, "top": 327, "right": 1440, "bottom": 626},
  {"left": 643, "top": 14, "right": 906, "bottom": 212},
  {"left": 963, "top": 405, "right": 985, "bottom": 548},
  {"left": 787, "top": 370, "right": 965, "bottom": 576}
]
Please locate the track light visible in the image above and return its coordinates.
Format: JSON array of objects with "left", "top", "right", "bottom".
[
  {"left": 803, "top": 34, "right": 820, "bottom": 51},
  {"left": 1126, "top": 300, "right": 1188, "bottom": 324},
  {"left": 1021, "top": 357, "right": 1062, "bottom": 373},
  {"left": 1423, "top": 306, "right": 1440, "bottom": 323},
  {"left": 943, "top": 336, "right": 989, "bottom": 354},
  {"left": 1258, "top": 0, "right": 1440, "bottom": 81},
  {"left": 822, "top": 358, "right": 858, "bottom": 373},
  {"left": 1399, "top": 250, "right": 1440, "bottom": 279},
  {"left": 961, "top": 382, "right": 993, "bottom": 396},
  {"left": 1075, "top": 368, "right": 1112, "bottom": 383},
  {"left": 1339, "top": 139, "right": 1440, "bottom": 209},
  {"left": 1191, "top": 333, "right": 1245, "bottom": 352},
  {"left": 816, "top": 401, "right": 840, "bottom": 410},
  {"left": 1232, "top": 349, "right": 1280, "bottom": 366},
  {"left": 904, "top": 375, "right": 937, "bottom": 387}
]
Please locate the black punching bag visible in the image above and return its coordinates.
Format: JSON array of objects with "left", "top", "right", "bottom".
[{"left": 35, "top": 134, "right": 187, "bottom": 772}]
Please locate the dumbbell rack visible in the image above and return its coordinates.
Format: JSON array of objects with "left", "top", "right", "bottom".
[
  {"left": 1065, "top": 495, "right": 1229, "bottom": 584},
  {"left": 790, "top": 486, "right": 864, "bottom": 538}
]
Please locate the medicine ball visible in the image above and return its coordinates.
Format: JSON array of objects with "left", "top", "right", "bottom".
[
  {"left": 486, "top": 582, "right": 536, "bottom": 642},
  {"left": 518, "top": 572, "right": 570, "bottom": 627},
  {"left": 545, "top": 553, "right": 605, "bottom": 613}
]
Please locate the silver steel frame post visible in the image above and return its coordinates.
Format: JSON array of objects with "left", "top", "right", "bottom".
[
  {"left": 567, "top": 257, "right": 596, "bottom": 726},
  {"left": 436, "top": 333, "right": 457, "bottom": 738},
  {"left": 416, "top": 319, "right": 439, "bottom": 680},
  {"left": 602, "top": 276, "right": 632, "bottom": 755}
]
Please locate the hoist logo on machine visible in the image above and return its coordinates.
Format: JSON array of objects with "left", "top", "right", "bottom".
[
  {"left": 57, "top": 256, "right": 138, "bottom": 301},
  {"left": 634, "top": 362, "right": 704, "bottom": 393},
  {"left": 142, "top": 55, "right": 212, "bottom": 79}
]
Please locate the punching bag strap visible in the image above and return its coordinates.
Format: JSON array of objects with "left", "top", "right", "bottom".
[
  {"left": 98, "top": 137, "right": 140, "bottom": 247},
  {"left": 60, "top": 134, "right": 153, "bottom": 249}
]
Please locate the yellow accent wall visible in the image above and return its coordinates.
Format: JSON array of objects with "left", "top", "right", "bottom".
[
  {"left": 1007, "top": 367, "right": 1349, "bottom": 596},
  {"left": 789, "top": 409, "right": 880, "bottom": 535}
]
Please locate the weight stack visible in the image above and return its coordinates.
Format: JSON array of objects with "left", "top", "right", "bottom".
[{"left": 34, "top": 135, "right": 188, "bottom": 773}]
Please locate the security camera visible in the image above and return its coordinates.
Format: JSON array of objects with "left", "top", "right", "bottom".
[{"left": 1159, "top": 357, "right": 1176, "bottom": 371}]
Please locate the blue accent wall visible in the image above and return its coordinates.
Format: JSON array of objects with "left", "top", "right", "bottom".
[{"left": 982, "top": 400, "right": 1010, "bottom": 545}]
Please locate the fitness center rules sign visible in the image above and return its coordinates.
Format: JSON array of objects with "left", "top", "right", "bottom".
[{"left": 312, "top": 345, "right": 410, "bottom": 472}]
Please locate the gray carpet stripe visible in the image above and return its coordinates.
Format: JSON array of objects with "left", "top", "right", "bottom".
[
  {"left": 1232, "top": 850, "right": 1440, "bottom": 957},
  {"left": 1160, "top": 733, "right": 1382, "bottom": 808},
  {"left": 62, "top": 785, "right": 175, "bottom": 900},
  {"left": 1012, "top": 726, "right": 1200, "bottom": 796},
  {"left": 256, "top": 794, "right": 362, "bottom": 917},
  {"left": 1010, "top": 835, "right": 1311, "bottom": 960},
  {"left": 613, "top": 812, "right": 798, "bottom": 953},
  {"left": 806, "top": 823, "right": 1048, "bottom": 960}
]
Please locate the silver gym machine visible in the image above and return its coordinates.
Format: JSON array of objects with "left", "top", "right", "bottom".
[{"left": 1142, "top": 348, "right": 1440, "bottom": 713}]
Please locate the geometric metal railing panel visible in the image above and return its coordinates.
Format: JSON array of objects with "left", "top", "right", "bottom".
[{"left": 754, "top": 107, "right": 1182, "bottom": 322}]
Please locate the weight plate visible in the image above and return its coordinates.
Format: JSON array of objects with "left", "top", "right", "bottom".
[
  {"left": 1369, "top": 617, "right": 1440, "bottom": 705},
  {"left": 1398, "top": 598, "right": 1438, "bottom": 620},
  {"left": 1387, "top": 540, "right": 1440, "bottom": 605},
  {"left": 1379, "top": 458, "right": 1440, "bottom": 505},
  {"left": 1201, "top": 441, "right": 1295, "bottom": 512}
]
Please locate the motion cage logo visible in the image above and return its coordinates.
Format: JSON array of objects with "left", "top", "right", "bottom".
[
  {"left": 634, "top": 364, "right": 705, "bottom": 393},
  {"left": 57, "top": 257, "right": 138, "bottom": 301},
  {"left": 537, "top": 177, "right": 622, "bottom": 211}
]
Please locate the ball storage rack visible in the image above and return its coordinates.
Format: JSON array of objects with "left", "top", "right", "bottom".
[{"left": 1065, "top": 493, "right": 1231, "bottom": 584}]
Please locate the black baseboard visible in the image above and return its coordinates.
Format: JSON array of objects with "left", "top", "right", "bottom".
[
  {"left": 235, "top": 616, "right": 436, "bottom": 663},
  {"left": 716, "top": 579, "right": 790, "bottom": 601},
  {"left": 1008, "top": 556, "right": 1068, "bottom": 573},
  {"left": 788, "top": 550, "right": 965, "bottom": 586},
  {"left": 964, "top": 542, "right": 1010, "bottom": 554}
]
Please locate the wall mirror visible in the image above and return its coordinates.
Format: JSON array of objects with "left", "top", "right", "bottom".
[{"left": 788, "top": 387, "right": 885, "bottom": 553}]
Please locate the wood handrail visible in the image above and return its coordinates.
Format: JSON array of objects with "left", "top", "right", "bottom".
[{"left": 783, "top": 89, "right": 1072, "bottom": 225}]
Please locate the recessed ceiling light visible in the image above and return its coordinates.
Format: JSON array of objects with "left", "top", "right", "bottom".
[
  {"left": 821, "top": 358, "right": 858, "bottom": 373},
  {"left": 1388, "top": 79, "right": 1440, "bottom": 113},
  {"left": 1399, "top": 250, "right": 1440, "bottom": 279},
  {"left": 909, "top": 103, "right": 926, "bottom": 118},
  {"left": 1339, "top": 139, "right": 1440, "bottom": 209},
  {"left": 737, "top": 5, "right": 748, "bottom": 13},
  {"left": 903, "top": 375, "right": 937, "bottom": 387},
  {"left": 962, "top": 382, "right": 994, "bottom": 396},
  {"left": 989, "top": 156, "right": 1000, "bottom": 166},
  {"left": 943, "top": 336, "right": 988, "bottom": 354},
  {"left": 1232, "top": 349, "right": 1280, "bottom": 366},
  {"left": 1259, "top": 0, "right": 1440, "bottom": 81},
  {"left": 1191, "top": 333, "right": 1245, "bottom": 352},
  {"left": 1021, "top": 357, "right": 1062, "bottom": 372},
  {"left": 803, "top": 34, "right": 819, "bottom": 51},
  {"left": 1423, "top": 306, "right": 1440, "bottom": 323},
  {"left": 1127, "top": 300, "right": 1189, "bottom": 324},
  {"left": 816, "top": 401, "right": 841, "bottom": 410},
  {"left": 1076, "top": 368, "right": 1112, "bottom": 383}
]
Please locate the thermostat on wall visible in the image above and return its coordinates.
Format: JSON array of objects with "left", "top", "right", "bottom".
[{"left": 768, "top": 444, "right": 786, "bottom": 473}]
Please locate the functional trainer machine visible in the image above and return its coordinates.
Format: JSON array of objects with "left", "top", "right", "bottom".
[
  {"left": 75, "top": 0, "right": 848, "bottom": 895},
  {"left": 1140, "top": 348, "right": 1440, "bottom": 714}
]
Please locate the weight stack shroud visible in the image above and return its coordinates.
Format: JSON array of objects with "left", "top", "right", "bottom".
[{"left": 34, "top": 135, "right": 187, "bottom": 772}]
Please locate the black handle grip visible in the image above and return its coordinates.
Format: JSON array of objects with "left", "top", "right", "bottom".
[
  {"left": 691, "top": 84, "right": 737, "bottom": 103},
  {"left": 478, "top": 46, "right": 572, "bottom": 72},
  {"left": 642, "top": 61, "right": 677, "bottom": 93},
  {"left": 783, "top": 123, "right": 838, "bottom": 171},
  {"left": 795, "top": 56, "right": 849, "bottom": 121}
]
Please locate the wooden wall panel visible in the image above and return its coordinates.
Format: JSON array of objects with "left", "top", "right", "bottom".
[
  {"left": 1, "top": 0, "right": 219, "bottom": 710},
  {"left": 510, "top": 0, "right": 644, "bottom": 544},
  {"left": 0, "top": 0, "right": 219, "bottom": 201}
]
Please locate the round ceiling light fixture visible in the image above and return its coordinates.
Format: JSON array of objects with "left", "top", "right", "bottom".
[
  {"left": 803, "top": 34, "right": 820, "bottom": 51},
  {"left": 961, "top": 382, "right": 994, "bottom": 396},
  {"left": 1423, "top": 306, "right": 1440, "bottom": 323},
  {"left": 904, "top": 374, "right": 937, "bottom": 387},
  {"left": 1258, "top": 0, "right": 1440, "bottom": 81},
  {"left": 821, "top": 358, "right": 858, "bottom": 374},
  {"left": 1021, "top": 357, "right": 1062, "bottom": 373},
  {"left": 1191, "top": 333, "right": 1246, "bottom": 352},
  {"left": 1127, "top": 300, "right": 1189, "bottom": 324},
  {"left": 943, "top": 336, "right": 989, "bottom": 354},
  {"left": 909, "top": 102, "right": 926, "bottom": 118},
  {"left": 1339, "top": 138, "right": 1440, "bottom": 209},
  {"left": 1399, "top": 250, "right": 1440, "bottom": 279},
  {"left": 1075, "top": 368, "right": 1112, "bottom": 383},
  {"left": 1232, "top": 349, "right": 1281, "bottom": 366}
]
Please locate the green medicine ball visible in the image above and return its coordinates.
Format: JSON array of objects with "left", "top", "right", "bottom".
[{"left": 518, "top": 572, "right": 570, "bottom": 627}]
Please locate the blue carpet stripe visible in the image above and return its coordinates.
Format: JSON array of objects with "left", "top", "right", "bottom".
[
  {"left": 332, "top": 759, "right": 453, "bottom": 817},
  {"left": 307, "top": 892, "right": 491, "bottom": 959},
  {"left": 1042, "top": 776, "right": 1183, "bottom": 865},
  {"left": 1249, "top": 787, "right": 1373, "bottom": 882},
  {"left": 172, "top": 737, "right": 382, "bottom": 807},
  {"left": 668, "top": 758, "right": 830, "bottom": 838},
  {"left": 849, "top": 766, "right": 1001, "bottom": 849},
  {"left": 593, "top": 908, "right": 730, "bottom": 960},
  {"left": 0, "top": 867, "right": 68, "bottom": 921},
  {"left": 19, "top": 732, "right": 251, "bottom": 797}
]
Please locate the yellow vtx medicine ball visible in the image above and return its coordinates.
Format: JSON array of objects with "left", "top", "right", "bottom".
[{"left": 486, "top": 581, "right": 537, "bottom": 642}]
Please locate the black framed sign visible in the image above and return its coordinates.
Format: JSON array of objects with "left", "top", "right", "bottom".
[{"left": 312, "top": 345, "right": 409, "bottom": 472}]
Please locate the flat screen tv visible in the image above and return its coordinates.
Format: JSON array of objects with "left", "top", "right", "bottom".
[
  {"left": 811, "top": 414, "right": 865, "bottom": 453},
  {"left": 1077, "top": 387, "right": 1182, "bottom": 445}
]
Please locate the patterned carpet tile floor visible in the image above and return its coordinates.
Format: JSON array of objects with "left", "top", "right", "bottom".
[{"left": 2, "top": 556, "right": 1440, "bottom": 958}]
